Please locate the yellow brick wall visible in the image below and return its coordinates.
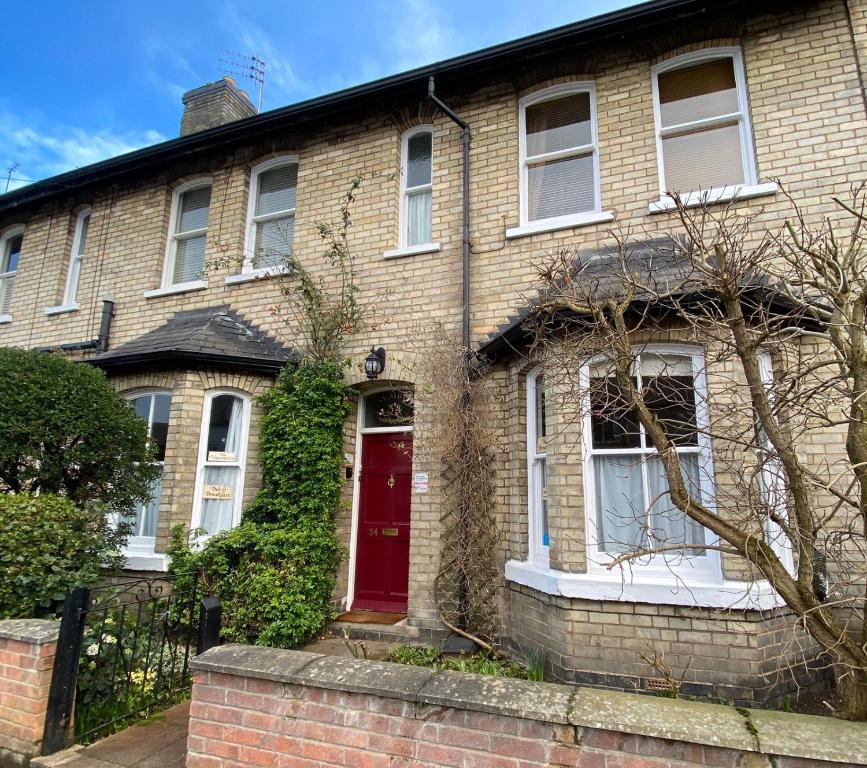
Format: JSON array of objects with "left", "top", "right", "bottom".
[{"left": 0, "top": 1, "right": 864, "bottom": 640}]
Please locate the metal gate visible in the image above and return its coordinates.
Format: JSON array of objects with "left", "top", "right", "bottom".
[{"left": 42, "top": 574, "right": 220, "bottom": 753}]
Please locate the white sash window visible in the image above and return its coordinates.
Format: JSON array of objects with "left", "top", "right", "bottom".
[{"left": 192, "top": 391, "right": 250, "bottom": 538}]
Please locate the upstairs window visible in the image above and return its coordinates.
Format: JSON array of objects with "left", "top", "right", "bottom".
[
  {"left": 63, "top": 208, "right": 90, "bottom": 306},
  {"left": 166, "top": 181, "right": 211, "bottom": 285},
  {"left": 582, "top": 347, "right": 719, "bottom": 579},
  {"left": 401, "top": 127, "right": 433, "bottom": 247},
  {"left": 246, "top": 158, "right": 298, "bottom": 272},
  {"left": 519, "top": 84, "right": 600, "bottom": 225},
  {"left": 0, "top": 226, "right": 23, "bottom": 317},
  {"left": 652, "top": 49, "right": 757, "bottom": 196}
]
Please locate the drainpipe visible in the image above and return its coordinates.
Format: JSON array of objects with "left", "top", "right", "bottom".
[
  {"left": 428, "top": 78, "right": 475, "bottom": 651},
  {"left": 428, "top": 76, "right": 471, "bottom": 351},
  {"left": 34, "top": 298, "right": 115, "bottom": 353}
]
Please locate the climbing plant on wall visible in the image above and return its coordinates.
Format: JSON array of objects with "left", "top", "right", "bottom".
[{"left": 169, "top": 179, "right": 374, "bottom": 647}]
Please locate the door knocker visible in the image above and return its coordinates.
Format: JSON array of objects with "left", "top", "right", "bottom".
[{"left": 387, "top": 474, "right": 395, "bottom": 488}]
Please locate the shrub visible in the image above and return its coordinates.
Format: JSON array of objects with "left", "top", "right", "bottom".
[
  {"left": 0, "top": 347, "right": 159, "bottom": 512},
  {"left": 0, "top": 494, "right": 126, "bottom": 618},
  {"left": 169, "top": 359, "right": 349, "bottom": 647}
]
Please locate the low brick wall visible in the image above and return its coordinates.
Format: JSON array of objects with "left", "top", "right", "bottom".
[
  {"left": 0, "top": 620, "right": 59, "bottom": 768},
  {"left": 190, "top": 645, "right": 867, "bottom": 768}
]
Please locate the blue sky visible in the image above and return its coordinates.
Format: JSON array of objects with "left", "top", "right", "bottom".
[{"left": 0, "top": 0, "right": 636, "bottom": 191}]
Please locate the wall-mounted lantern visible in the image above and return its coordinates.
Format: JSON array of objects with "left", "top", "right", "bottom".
[{"left": 364, "top": 347, "right": 386, "bottom": 380}]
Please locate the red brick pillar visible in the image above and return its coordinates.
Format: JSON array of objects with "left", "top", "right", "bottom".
[{"left": 0, "top": 619, "right": 59, "bottom": 767}]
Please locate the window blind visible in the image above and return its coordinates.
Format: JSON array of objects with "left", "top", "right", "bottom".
[
  {"left": 526, "top": 93, "right": 592, "bottom": 157},
  {"left": 256, "top": 164, "right": 297, "bottom": 216},
  {"left": 177, "top": 186, "right": 211, "bottom": 233}
]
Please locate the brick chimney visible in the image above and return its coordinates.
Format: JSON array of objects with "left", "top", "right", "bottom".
[{"left": 179, "top": 77, "right": 257, "bottom": 136}]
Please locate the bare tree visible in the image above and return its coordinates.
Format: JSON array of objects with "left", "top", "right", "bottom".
[{"left": 530, "top": 185, "right": 867, "bottom": 719}]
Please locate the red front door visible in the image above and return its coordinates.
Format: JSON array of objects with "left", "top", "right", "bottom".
[{"left": 353, "top": 432, "right": 412, "bottom": 612}]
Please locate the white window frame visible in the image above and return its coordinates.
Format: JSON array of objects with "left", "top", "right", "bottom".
[
  {"left": 398, "top": 125, "right": 436, "bottom": 251},
  {"left": 235, "top": 156, "right": 299, "bottom": 280},
  {"left": 161, "top": 178, "right": 212, "bottom": 290},
  {"left": 190, "top": 389, "right": 251, "bottom": 541},
  {"left": 514, "top": 82, "right": 608, "bottom": 235},
  {"left": 123, "top": 389, "right": 172, "bottom": 563},
  {"left": 580, "top": 344, "right": 722, "bottom": 583},
  {"left": 0, "top": 225, "right": 24, "bottom": 323},
  {"left": 756, "top": 350, "right": 795, "bottom": 575},
  {"left": 526, "top": 367, "right": 549, "bottom": 566},
  {"left": 59, "top": 207, "right": 90, "bottom": 310},
  {"left": 649, "top": 47, "right": 770, "bottom": 211}
]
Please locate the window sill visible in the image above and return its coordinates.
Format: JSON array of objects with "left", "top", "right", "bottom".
[
  {"left": 383, "top": 242, "right": 441, "bottom": 260},
  {"left": 143, "top": 280, "right": 207, "bottom": 299},
  {"left": 44, "top": 303, "right": 80, "bottom": 316},
  {"left": 506, "top": 211, "right": 614, "bottom": 240},
  {"left": 648, "top": 182, "right": 778, "bottom": 214},
  {"left": 0, "top": 314, "right": 11, "bottom": 324},
  {"left": 505, "top": 559, "right": 786, "bottom": 610},
  {"left": 225, "top": 265, "right": 291, "bottom": 285},
  {"left": 122, "top": 552, "right": 168, "bottom": 572}
]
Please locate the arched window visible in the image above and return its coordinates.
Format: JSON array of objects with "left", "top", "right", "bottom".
[
  {"left": 518, "top": 83, "right": 600, "bottom": 227},
  {"left": 651, "top": 48, "right": 757, "bottom": 199},
  {"left": 527, "top": 368, "right": 549, "bottom": 565},
  {"left": 63, "top": 207, "right": 90, "bottom": 307},
  {"left": 0, "top": 225, "right": 24, "bottom": 320},
  {"left": 581, "top": 345, "right": 719, "bottom": 580},
  {"left": 164, "top": 179, "right": 212, "bottom": 286},
  {"left": 400, "top": 127, "right": 433, "bottom": 248},
  {"left": 243, "top": 157, "right": 298, "bottom": 274},
  {"left": 192, "top": 391, "right": 251, "bottom": 537},
  {"left": 126, "top": 391, "right": 172, "bottom": 555}
]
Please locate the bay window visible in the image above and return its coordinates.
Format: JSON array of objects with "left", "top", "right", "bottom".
[
  {"left": 192, "top": 391, "right": 250, "bottom": 538},
  {"left": 651, "top": 48, "right": 759, "bottom": 201},
  {"left": 527, "top": 368, "right": 549, "bottom": 564},
  {"left": 582, "top": 346, "right": 719, "bottom": 579},
  {"left": 125, "top": 391, "right": 171, "bottom": 556},
  {"left": 517, "top": 83, "right": 602, "bottom": 230}
]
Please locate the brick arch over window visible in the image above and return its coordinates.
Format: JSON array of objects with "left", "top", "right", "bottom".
[{"left": 388, "top": 102, "right": 440, "bottom": 135}]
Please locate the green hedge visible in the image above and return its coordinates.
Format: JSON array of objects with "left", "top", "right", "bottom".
[
  {"left": 0, "top": 494, "right": 125, "bottom": 619},
  {"left": 169, "top": 359, "right": 348, "bottom": 647},
  {"left": 0, "top": 347, "right": 158, "bottom": 512}
]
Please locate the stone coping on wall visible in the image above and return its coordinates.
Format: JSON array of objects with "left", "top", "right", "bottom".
[
  {"left": 192, "top": 644, "right": 867, "bottom": 766},
  {"left": 0, "top": 619, "right": 59, "bottom": 644}
]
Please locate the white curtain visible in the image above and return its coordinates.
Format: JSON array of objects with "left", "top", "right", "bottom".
[
  {"left": 200, "top": 398, "right": 244, "bottom": 536},
  {"left": 135, "top": 471, "right": 162, "bottom": 538},
  {"left": 646, "top": 454, "right": 705, "bottom": 551},
  {"left": 406, "top": 190, "right": 432, "bottom": 246},
  {"left": 594, "top": 455, "right": 645, "bottom": 553}
]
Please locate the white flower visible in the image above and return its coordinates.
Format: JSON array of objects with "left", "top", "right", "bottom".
[
  {"left": 86, "top": 644, "right": 99, "bottom": 657},
  {"left": 101, "top": 634, "right": 117, "bottom": 645}
]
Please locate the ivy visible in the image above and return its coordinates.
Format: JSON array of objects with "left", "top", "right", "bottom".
[{"left": 169, "top": 359, "right": 349, "bottom": 648}]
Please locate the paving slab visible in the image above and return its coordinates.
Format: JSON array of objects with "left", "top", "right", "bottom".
[{"left": 34, "top": 701, "right": 189, "bottom": 768}]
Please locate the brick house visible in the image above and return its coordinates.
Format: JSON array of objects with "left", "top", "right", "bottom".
[{"left": 1, "top": 0, "right": 865, "bottom": 706}]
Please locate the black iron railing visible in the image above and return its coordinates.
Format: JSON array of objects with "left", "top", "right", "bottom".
[{"left": 42, "top": 574, "right": 220, "bottom": 753}]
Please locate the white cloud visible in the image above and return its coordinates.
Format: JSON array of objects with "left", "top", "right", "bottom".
[
  {"left": 0, "top": 112, "right": 167, "bottom": 187},
  {"left": 390, "top": 0, "right": 461, "bottom": 71}
]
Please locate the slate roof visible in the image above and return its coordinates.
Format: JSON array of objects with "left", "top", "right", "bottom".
[
  {"left": 89, "top": 305, "right": 296, "bottom": 375},
  {"left": 477, "top": 237, "right": 785, "bottom": 364}
]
